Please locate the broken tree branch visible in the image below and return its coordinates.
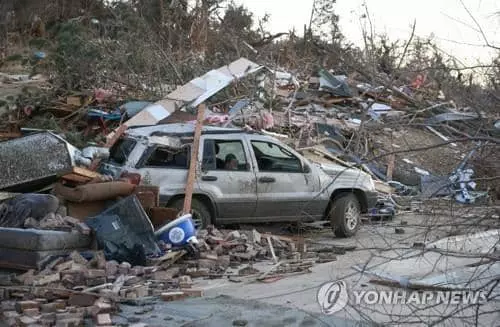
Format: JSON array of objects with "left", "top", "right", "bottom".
[{"left": 459, "top": 0, "right": 500, "bottom": 50}]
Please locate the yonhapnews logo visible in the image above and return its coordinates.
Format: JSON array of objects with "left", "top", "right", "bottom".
[
  {"left": 317, "top": 280, "right": 488, "bottom": 315},
  {"left": 317, "top": 280, "right": 349, "bottom": 314}
]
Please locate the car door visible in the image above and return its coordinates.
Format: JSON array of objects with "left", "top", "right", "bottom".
[
  {"left": 133, "top": 143, "right": 190, "bottom": 201},
  {"left": 198, "top": 134, "right": 258, "bottom": 222},
  {"left": 248, "top": 136, "right": 323, "bottom": 221}
]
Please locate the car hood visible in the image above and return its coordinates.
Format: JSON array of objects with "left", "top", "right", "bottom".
[{"left": 313, "top": 162, "right": 375, "bottom": 192}]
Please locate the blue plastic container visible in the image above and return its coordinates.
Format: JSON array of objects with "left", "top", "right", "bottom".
[{"left": 155, "top": 214, "right": 197, "bottom": 246}]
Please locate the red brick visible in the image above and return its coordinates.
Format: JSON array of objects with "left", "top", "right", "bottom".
[
  {"left": 153, "top": 270, "right": 174, "bottom": 281},
  {"left": 41, "top": 303, "right": 59, "bottom": 313},
  {"left": 15, "top": 300, "right": 40, "bottom": 313},
  {"left": 34, "top": 298, "right": 48, "bottom": 305},
  {"left": 68, "top": 293, "right": 98, "bottom": 307},
  {"left": 160, "top": 292, "right": 186, "bottom": 302},
  {"left": 93, "top": 298, "right": 113, "bottom": 314},
  {"left": 130, "top": 266, "right": 145, "bottom": 276},
  {"left": 197, "top": 259, "right": 217, "bottom": 270},
  {"left": 54, "top": 260, "right": 73, "bottom": 272},
  {"left": 91, "top": 251, "right": 107, "bottom": 270},
  {"left": 33, "top": 272, "right": 60, "bottom": 286},
  {"left": 61, "top": 270, "right": 86, "bottom": 286},
  {"left": 61, "top": 274, "right": 76, "bottom": 288},
  {"left": 105, "top": 260, "right": 119, "bottom": 276},
  {"left": 86, "top": 276, "right": 107, "bottom": 287},
  {"left": 96, "top": 313, "right": 112, "bottom": 325},
  {"left": 178, "top": 275, "right": 192, "bottom": 284},
  {"left": 23, "top": 307, "right": 40, "bottom": 317},
  {"left": 70, "top": 251, "right": 88, "bottom": 265},
  {"left": 186, "top": 268, "right": 210, "bottom": 277},
  {"left": 180, "top": 288, "right": 204, "bottom": 298},
  {"left": 54, "top": 299, "right": 67, "bottom": 310},
  {"left": 86, "top": 269, "right": 106, "bottom": 279},
  {"left": 118, "top": 262, "right": 131, "bottom": 275}
]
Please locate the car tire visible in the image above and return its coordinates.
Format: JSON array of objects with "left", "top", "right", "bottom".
[
  {"left": 329, "top": 193, "right": 361, "bottom": 238},
  {"left": 169, "top": 197, "right": 212, "bottom": 229}
]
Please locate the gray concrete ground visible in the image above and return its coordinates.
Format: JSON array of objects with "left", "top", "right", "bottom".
[{"left": 188, "top": 211, "right": 500, "bottom": 327}]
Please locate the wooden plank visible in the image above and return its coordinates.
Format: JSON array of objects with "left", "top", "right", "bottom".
[
  {"left": 266, "top": 236, "right": 278, "bottom": 264},
  {"left": 182, "top": 104, "right": 205, "bottom": 214},
  {"left": 71, "top": 167, "right": 101, "bottom": 179},
  {"left": 386, "top": 154, "right": 395, "bottom": 181},
  {"left": 60, "top": 174, "right": 90, "bottom": 183},
  {"left": 105, "top": 124, "right": 128, "bottom": 148},
  {"left": 0, "top": 132, "right": 22, "bottom": 139},
  {"left": 426, "top": 126, "right": 457, "bottom": 147}
]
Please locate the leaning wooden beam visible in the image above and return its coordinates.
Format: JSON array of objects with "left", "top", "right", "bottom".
[
  {"left": 182, "top": 104, "right": 206, "bottom": 214},
  {"left": 386, "top": 154, "right": 395, "bottom": 181}
]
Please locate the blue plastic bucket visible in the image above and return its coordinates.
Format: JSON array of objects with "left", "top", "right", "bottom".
[{"left": 155, "top": 214, "right": 197, "bottom": 246}]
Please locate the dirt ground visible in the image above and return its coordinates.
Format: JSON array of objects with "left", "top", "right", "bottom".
[{"left": 371, "top": 126, "right": 476, "bottom": 177}]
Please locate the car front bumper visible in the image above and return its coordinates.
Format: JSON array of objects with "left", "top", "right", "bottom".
[{"left": 365, "top": 191, "right": 379, "bottom": 211}]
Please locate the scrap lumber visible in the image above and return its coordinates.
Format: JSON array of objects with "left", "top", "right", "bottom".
[
  {"left": 0, "top": 131, "right": 22, "bottom": 139},
  {"left": 386, "top": 154, "right": 395, "bottom": 181},
  {"left": 266, "top": 236, "right": 278, "bottom": 264},
  {"left": 61, "top": 167, "right": 103, "bottom": 183},
  {"left": 426, "top": 126, "right": 457, "bottom": 147},
  {"left": 182, "top": 104, "right": 206, "bottom": 214}
]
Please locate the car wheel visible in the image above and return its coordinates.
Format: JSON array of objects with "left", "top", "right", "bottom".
[
  {"left": 169, "top": 197, "right": 212, "bottom": 229},
  {"left": 329, "top": 193, "right": 361, "bottom": 238}
]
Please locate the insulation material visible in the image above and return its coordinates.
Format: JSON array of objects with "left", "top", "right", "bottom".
[{"left": 0, "top": 132, "right": 77, "bottom": 191}]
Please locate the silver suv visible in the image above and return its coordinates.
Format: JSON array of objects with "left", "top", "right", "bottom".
[{"left": 101, "top": 124, "right": 378, "bottom": 237}]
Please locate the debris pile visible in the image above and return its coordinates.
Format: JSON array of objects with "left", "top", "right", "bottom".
[
  {"left": 1, "top": 57, "right": 497, "bottom": 207},
  {"left": 0, "top": 222, "right": 347, "bottom": 326},
  {"left": 0, "top": 249, "right": 201, "bottom": 326}
]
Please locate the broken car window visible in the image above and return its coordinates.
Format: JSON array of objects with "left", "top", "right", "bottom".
[
  {"left": 144, "top": 146, "right": 189, "bottom": 168},
  {"left": 203, "top": 139, "right": 248, "bottom": 171},
  {"left": 108, "top": 138, "right": 137, "bottom": 165},
  {"left": 251, "top": 141, "right": 302, "bottom": 173}
]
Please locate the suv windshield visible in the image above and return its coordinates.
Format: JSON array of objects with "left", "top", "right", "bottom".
[{"left": 108, "top": 138, "right": 137, "bottom": 165}]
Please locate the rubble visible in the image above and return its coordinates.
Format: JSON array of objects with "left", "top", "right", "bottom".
[
  {"left": 0, "top": 33, "right": 499, "bottom": 325},
  {"left": 0, "top": 222, "right": 340, "bottom": 326}
]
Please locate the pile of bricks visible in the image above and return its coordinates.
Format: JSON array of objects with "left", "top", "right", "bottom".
[
  {"left": 0, "top": 250, "right": 202, "bottom": 326},
  {"left": 0, "top": 226, "right": 346, "bottom": 325},
  {"left": 183, "top": 227, "right": 315, "bottom": 277}
]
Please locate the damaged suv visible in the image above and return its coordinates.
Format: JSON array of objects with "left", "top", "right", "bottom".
[{"left": 101, "top": 124, "right": 378, "bottom": 237}]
